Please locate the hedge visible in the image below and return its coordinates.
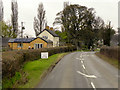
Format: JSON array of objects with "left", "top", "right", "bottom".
[
  {"left": 2, "top": 46, "right": 76, "bottom": 78},
  {"left": 100, "top": 46, "right": 120, "bottom": 60}
]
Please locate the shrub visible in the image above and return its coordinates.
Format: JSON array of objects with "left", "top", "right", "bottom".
[{"left": 2, "top": 46, "right": 76, "bottom": 78}]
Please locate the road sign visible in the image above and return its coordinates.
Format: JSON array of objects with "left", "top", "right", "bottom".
[{"left": 41, "top": 52, "right": 48, "bottom": 59}]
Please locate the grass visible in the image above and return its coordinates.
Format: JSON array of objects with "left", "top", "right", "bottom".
[
  {"left": 17, "top": 53, "right": 67, "bottom": 88},
  {"left": 2, "top": 53, "right": 67, "bottom": 88},
  {"left": 95, "top": 52, "right": 119, "bottom": 69},
  {"left": 3, "top": 72, "right": 22, "bottom": 88}
]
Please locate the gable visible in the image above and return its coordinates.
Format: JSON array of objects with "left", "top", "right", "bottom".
[
  {"left": 38, "top": 30, "right": 54, "bottom": 40},
  {"left": 30, "top": 38, "right": 47, "bottom": 44},
  {"left": 38, "top": 29, "right": 59, "bottom": 37}
]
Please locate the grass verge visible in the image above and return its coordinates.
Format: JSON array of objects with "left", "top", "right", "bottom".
[
  {"left": 3, "top": 53, "right": 68, "bottom": 88},
  {"left": 17, "top": 53, "right": 67, "bottom": 88},
  {"left": 95, "top": 52, "right": 119, "bottom": 69},
  {"left": 3, "top": 72, "right": 22, "bottom": 88}
]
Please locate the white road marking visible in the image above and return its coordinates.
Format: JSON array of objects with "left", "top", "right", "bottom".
[
  {"left": 81, "top": 58, "right": 84, "bottom": 60},
  {"left": 77, "top": 71, "right": 97, "bottom": 78},
  {"left": 76, "top": 58, "right": 80, "bottom": 60},
  {"left": 81, "top": 60, "right": 83, "bottom": 64},
  {"left": 76, "top": 58, "right": 84, "bottom": 61},
  {"left": 91, "top": 82, "right": 96, "bottom": 90},
  {"left": 82, "top": 64, "right": 86, "bottom": 69}
]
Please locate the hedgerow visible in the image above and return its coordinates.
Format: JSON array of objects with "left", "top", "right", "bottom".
[
  {"left": 100, "top": 46, "right": 119, "bottom": 60},
  {"left": 2, "top": 46, "right": 76, "bottom": 78}
]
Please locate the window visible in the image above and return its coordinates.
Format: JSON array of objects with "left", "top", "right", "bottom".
[
  {"left": 34, "top": 44, "right": 43, "bottom": 49},
  {"left": 17, "top": 43, "right": 23, "bottom": 48},
  {"left": 43, "top": 36, "right": 48, "bottom": 39}
]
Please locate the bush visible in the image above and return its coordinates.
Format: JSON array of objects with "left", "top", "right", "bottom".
[
  {"left": 100, "top": 46, "right": 119, "bottom": 60},
  {"left": 2, "top": 46, "right": 76, "bottom": 78}
]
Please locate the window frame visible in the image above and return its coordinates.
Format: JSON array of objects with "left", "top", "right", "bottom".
[
  {"left": 34, "top": 43, "right": 43, "bottom": 49},
  {"left": 17, "top": 43, "right": 23, "bottom": 48}
]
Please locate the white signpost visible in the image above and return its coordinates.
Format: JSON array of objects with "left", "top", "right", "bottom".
[{"left": 41, "top": 52, "right": 48, "bottom": 59}]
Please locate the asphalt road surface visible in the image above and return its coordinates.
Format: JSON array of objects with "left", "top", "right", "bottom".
[{"left": 37, "top": 52, "right": 118, "bottom": 89}]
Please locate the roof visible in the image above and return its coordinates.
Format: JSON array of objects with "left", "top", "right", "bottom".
[
  {"left": 39, "top": 37, "right": 53, "bottom": 43},
  {"left": 38, "top": 29, "right": 59, "bottom": 37},
  {"left": 8, "top": 37, "right": 53, "bottom": 43},
  {"left": 8, "top": 38, "right": 35, "bottom": 43}
]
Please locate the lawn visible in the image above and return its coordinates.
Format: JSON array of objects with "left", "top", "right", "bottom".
[{"left": 18, "top": 53, "right": 67, "bottom": 88}]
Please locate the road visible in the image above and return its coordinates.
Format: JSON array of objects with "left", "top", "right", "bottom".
[{"left": 37, "top": 52, "right": 118, "bottom": 88}]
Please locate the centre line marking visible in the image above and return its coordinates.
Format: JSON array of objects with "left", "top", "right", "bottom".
[
  {"left": 76, "top": 58, "right": 80, "bottom": 60},
  {"left": 81, "top": 60, "right": 83, "bottom": 64},
  {"left": 82, "top": 64, "right": 85, "bottom": 69},
  {"left": 77, "top": 71, "right": 97, "bottom": 78},
  {"left": 91, "top": 82, "right": 96, "bottom": 90},
  {"left": 82, "top": 58, "right": 84, "bottom": 60}
]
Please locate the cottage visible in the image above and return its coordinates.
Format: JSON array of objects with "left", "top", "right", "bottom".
[
  {"left": 37, "top": 26, "right": 59, "bottom": 47},
  {"left": 8, "top": 37, "right": 53, "bottom": 50},
  {"left": 8, "top": 26, "right": 59, "bottom": 50}
]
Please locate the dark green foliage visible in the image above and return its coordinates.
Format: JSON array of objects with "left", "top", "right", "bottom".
[
  {"left": 2, "top": 46, "right": 76, "bottom": 78},
  {"left": 1, "top": 21, "right": 17, "bottom": 38},
  {"left": 55, "top": 30, "right": 68, "bottom": 42},
  {"left": 100, "top": 22, "right": 115, "bottom": 46},
  {"left": 54, "top": 4, "right": 116, "bottom": 49},
  {"left": 54, "top": 4, "right": 104, "bottom": 49}
]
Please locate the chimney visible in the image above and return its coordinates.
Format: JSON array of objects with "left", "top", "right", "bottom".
[
  {"left": 45, "top": 26, "right": 49, "bottom": 30},
  {"left": 50, "top": 27, "right": 53, "bottom": 31}
]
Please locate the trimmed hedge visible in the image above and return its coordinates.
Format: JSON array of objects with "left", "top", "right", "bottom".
[
  {"left": 100, "top": 46, "right": 120, "bottom": 60},
  {"left": 2, "top": 46, "right": 76, "bottom": 78}
]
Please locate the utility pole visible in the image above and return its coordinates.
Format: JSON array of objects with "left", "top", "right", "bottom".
[{"left": 21, "top": 22, "right": 25, "bottom": 49}]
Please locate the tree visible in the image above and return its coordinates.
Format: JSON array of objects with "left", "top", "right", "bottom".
[
  {"left": 55, "top": 30, "right": 67, "bottom": 42},
  {"left": 64, "top": 2, "right": 70, "bottom": 9},
  {"left": 1, "top": 21, "right": 15, "bottom": 38},
  {"left": 11, "top": 0, "right": 18, "bottom": 38},
  {"left": 34, "top": 3, "right": 46, "bottom": 37},
  {"left": 0, "top": 0, "right": 4, "bottom": 37},
  {"left": 101, "top": 22, "right": 115, "bottom": 46},
  {"left": 54, "top": 4, "right": 100, "bottom": 49},
  {"left": 0, "top": 0, "right": 3, "bottom": 22},
  {"left": 34, "top": 17, "right": 39, "bottom": 37},
  {"left": 118, "top": 28, "right": 120, "bottom": 46},
  {"left": 53, "top": 1, "right": 70, "bottom": 33}
]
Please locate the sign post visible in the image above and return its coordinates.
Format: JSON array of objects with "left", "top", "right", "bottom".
[{"left": 41, "top": 52, "right": 48, "bottom": 59}]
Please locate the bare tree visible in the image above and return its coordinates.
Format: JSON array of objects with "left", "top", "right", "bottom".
[
  {"left": 34, "top": 17, "right": 39, "bottom": 37},
  {"left": 11, "top": 0, "right": 18, "bottom": 38},
  {"left": 0, "top": 0, "right": 3, "bottom": 22},
  {"left": 53, "top": 1, "right": 70, "bottom": 32},
  {"left": 34, "top": 3, "right": 46, "bottom": 37},
  {"left": 64, "top": 1, "right": 70, "bottom": 9}
]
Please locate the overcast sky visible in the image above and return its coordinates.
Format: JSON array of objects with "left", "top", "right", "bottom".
[{"left": 3, "top": 0, "right": 119, "bottom": 37}]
